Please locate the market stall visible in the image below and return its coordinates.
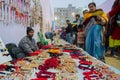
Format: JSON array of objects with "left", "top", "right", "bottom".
[
  {"left": 0, "top": 0, "right": 52, "bottom": 45},
  {"left": 0, "top": 39, "right": 120, "bottom": 80}
]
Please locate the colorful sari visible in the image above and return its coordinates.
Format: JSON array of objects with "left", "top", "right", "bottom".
[
  {"left": 86, "top": 24, "right": 105, "bottom": 60},
  {"left": 84, "top": 9, "right": 108, "bottom": 61}
]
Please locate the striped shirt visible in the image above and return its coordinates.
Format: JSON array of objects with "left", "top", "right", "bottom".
[{"left": 77, "top": 30, "right": 85, "bottom": 44}]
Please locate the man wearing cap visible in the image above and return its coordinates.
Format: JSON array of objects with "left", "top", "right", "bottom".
[{"left": 19, "top": 27, "right": 39, "bottom": 55}]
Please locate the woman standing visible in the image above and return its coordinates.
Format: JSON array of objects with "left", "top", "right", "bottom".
[
  {"left": 83, "top": 2, "right": 108, "bottom": 61},
  {"left": 107, "top": 0, "right": 120, "bottom": 55}
]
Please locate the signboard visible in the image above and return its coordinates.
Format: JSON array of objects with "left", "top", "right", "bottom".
[{"left": 0, "top": 38, "right": 12, "bottom": 64}]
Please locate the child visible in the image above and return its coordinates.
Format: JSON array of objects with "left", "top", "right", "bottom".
[{"left": 77, "top": 27, "right": 85, "bottom": 49}]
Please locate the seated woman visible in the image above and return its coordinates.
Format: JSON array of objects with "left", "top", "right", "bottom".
[
  {"left": 83, "top": 2, "right": 108, "bottom": 62},
  {"left": 19, "top": 27, "right": 39, "bottom": 55}
]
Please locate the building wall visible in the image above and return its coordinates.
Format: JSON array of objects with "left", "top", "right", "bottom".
[
  {"left": 40, "top": 0, "right": 52, "bottom": 34},
  {"left": 0, "top": 0, "right": 52, "bottom": 45},
  {"left": 54, "top": 4, "right": 83, "bottom": 27}
]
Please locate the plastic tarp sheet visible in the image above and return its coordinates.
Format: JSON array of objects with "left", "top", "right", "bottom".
[{"left": 98, "top": 0, "right": 114, "bottom": 13}]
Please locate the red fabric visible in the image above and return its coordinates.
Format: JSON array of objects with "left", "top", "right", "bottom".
[
  {"left": 111, "top": 26, "right": 120, "bottom": 39},
  {"left": 109, "top": 3, "right": 120, "bottom": 17},
  {"left": 109, "top": 3, "right": 120, "bottom": 39}
]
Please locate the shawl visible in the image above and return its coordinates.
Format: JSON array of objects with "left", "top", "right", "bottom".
[{"left": 84, "top": 9, "right": 108, "bottom": 23}]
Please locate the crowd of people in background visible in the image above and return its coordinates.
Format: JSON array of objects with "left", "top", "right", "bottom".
[{"left": 60, "top": 0, "right": 120, "bottom": 62}]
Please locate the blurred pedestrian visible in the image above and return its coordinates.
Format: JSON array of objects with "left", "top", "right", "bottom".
[
  {"left": 72, "top": 14, "right": 82, "bottom": 45},
  {"left": 77, "top": 27, "right": 85, "bottom": 49},
  {"left": 61, "top": 27, "right": 66, "bottom": 40},
  {"left": 107, "top": 0, "right": 120, "bottom": 55},
  {"left": 66, "top": 20, "right": 73, "bottom": 44}
]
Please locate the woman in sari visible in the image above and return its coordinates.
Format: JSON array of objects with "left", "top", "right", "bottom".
[{"left": 83, "top": 2, "right": 108, "bottom": 61}]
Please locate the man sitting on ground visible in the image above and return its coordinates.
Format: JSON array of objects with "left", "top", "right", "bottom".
[{"left": 19, "top": 27, "right": 39, "bottom": 55}]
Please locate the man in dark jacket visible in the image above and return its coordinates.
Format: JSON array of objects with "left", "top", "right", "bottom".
[
  {"left": 19, "top": 27, "right": 39, "bottom": 55},
  {"left": 66, "top": 20, "right": 73, "bottom": 44}
]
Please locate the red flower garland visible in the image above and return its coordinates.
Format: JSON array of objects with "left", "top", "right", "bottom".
[
  {"left": 37, "top": 57, "right": 60, "bottom": 79},
  {"left": 79, "top": 60, "right": 92, "bottom": 65},
  {"left": 36, "top": 71, "right": 56, "bottom": 78},
  {"left": 38, "top": 57, "right": 60, "bottom": 70},
  {"left": 83, "top": 70, "right": 103, "bottom": 80}
]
